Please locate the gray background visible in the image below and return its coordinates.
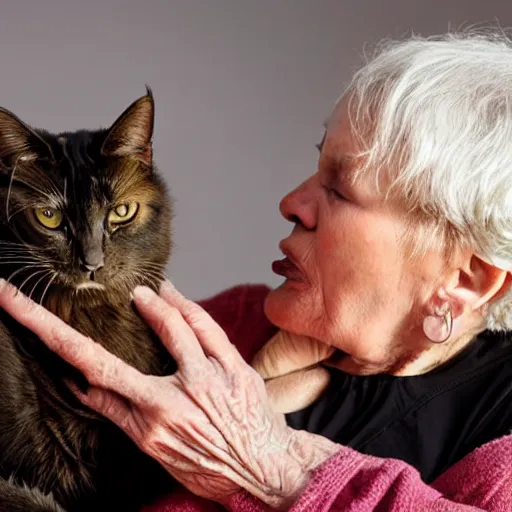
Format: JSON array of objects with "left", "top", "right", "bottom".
[{"left": 1, "top": 1, "right": 511, "bottom": 299}]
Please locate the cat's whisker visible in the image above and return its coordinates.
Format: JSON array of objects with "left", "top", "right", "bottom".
[
  {"left": 5, "top": 203, "right": 37, "bottom": 220},
  {"left": 144, "top": 264, "right": 166, "bottom": 275},
  {"left": 0, "top": 254, "right": 35, "bottom": 260},
  {"left": 0, "top": 245, "right": 37, "bottom": 255},
  {"left": 39, "top": 272, "right": 58, "bottom": 306},
  {"left": 0, "top": 258, "right": 41, "bottom": 264},
  {"left": 0, "top": 247, "right": 38, "bottom": 255},
  {"left": 5, "top": 266, "right": 32, "bottom": 285},
  {"left": 131, "top": 268, "right": 166, "bottom": 289},
  {"left": 139, "top": 269, "right": 168, "bottom": 282},
  {"left": 10, "top": 172, "right": 63, "bottom": 207},
  {"left": 5, "top": 157, "right": 20, "bottom": 222},
  {"left": 144, "top": 270, "right": 165, "bottom": 280},
  {"left": 0, "top": 252, "right": 40, "bottom": 259},
  {"left": 3, "top": 262, "right": 53, "bottom": 287},
  {"left": 135, "top": 261, "right": 166, "bottom": 273},
  {"left": 0, "top": 247, "right": 36, "bottom": 253},
  {"left": 142, "top": 267, "right": 165, "bottom": 278},
  {"left": 0, "top": 246, "right": 49, "bottom": 264},
  {"left": 29, "top": 165, "right": 62, "bottom": 199},
  {"left": 0, "top": 247, "right": 42, "bottom": 256},
  {"left": 0, "top": 256, "right": 60, "bottom": 269},
  {"left": 0, "top": 246, "right": 62, "bottom": 264},
  {"left": 0, "top": 260, "right": 44, "bottom": 265},
  {"left": 139, "top": 260, "right": 166, "bottom": 270},
  {"left": 141, "top": 268, "right": 166, "bottom": 278},
  {"left": 18, "top": 268, "right": 51, "bottom": 297},
  {"left": 0, "top": 240, "right": 36, "bottom": 247},
  {"left": 28, "top": 269, "right": 55, "bottom": 302},
  {"left": 3, "top": 224, "right": 37, "bottom": 249}
]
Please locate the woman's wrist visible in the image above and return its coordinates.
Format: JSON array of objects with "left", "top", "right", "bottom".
[
  {"left": 287, "top": 429, "right": 341, "bottom": 474},
  {"left": 258, "top": 429, "right": 340, "bottom": 510}
]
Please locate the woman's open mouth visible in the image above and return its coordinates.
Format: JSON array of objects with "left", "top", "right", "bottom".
[
  {"left": 272, "top": 257, "right": 305, "bottom": 280},
  {"left": 272, "top": 244, "right": 307, "bottom": 283}
]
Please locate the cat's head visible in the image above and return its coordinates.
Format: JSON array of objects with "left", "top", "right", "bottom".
[{"left": 0, "top": 88, "right": 172, "bottom": 308}]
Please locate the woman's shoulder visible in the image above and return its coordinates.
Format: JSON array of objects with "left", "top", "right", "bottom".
[
  {"left": 389, "top": 330, "right": 512, "bottom": 479},
  {"left": 198, "top": 284, "right": 278, "bottom": 363},
  {"left": 453, "top": 331, "right": 512, "bottom": 445}
]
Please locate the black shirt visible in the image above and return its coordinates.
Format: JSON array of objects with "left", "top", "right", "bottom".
[{"left": 285, "top": 330, "right": 512, "bottom": 483}]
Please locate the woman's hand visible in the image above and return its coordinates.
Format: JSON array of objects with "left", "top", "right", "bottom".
[
  {"left": 252, "top": 330, "right": 335, "bottom": 414},
  {"left": 0, "top": 280, "right": 339, "bottom": 509}
]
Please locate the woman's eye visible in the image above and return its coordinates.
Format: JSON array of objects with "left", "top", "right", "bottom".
[
  {"left": 331, "top": 188, "right": 346, "bottom": 200},
  {"left": 323, "top": 185, "right": 346, "bottom": 201},
  {"left": 33, "top": 207, "right": 63, "bottom": 230},
  {"left": 108, "top": 202, "right": 139, "bottom": 226}
]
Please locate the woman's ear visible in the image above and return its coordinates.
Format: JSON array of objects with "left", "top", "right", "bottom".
[{"left": 444, "top": 254, "right": 509, "bottom": 314}]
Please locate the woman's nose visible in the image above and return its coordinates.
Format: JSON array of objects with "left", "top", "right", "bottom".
[{"left": 279, "top": 175, "right": 318, "bottom": 230}]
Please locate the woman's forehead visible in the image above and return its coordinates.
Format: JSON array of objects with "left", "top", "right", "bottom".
[
  {"left": 323, "top": 103, "right": 401, "bottom": 204},
  {"left": 323, "top": 103, "right": 363, "bottom": 177},
  {"left": 324, "top": 98, "right": 360, "bottom": 155}
]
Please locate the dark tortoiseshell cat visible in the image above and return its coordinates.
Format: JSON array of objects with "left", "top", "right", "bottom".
[{"left": 0, "top": 90, "right": 177, "bottom": 511}]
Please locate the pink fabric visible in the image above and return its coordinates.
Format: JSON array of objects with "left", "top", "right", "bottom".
[{"left": 142, "top": 285, "right": 512, "bottom": 512}]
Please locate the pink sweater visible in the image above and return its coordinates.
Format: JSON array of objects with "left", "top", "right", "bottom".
[{"left": 142, "top": 285, "right": 512, "bottom": 512}]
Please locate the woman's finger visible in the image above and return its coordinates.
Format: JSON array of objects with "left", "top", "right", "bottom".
[
  {"left": 251, "top": 330, "right": 335, "bottom": 379},
  {"left": 68, "top": 382, "right": 136, "bottom": 435},
  {"left": 158, "top": 281, "right": 243, "bottom": 366},
  {"left": 0, "top": 280, "right": 152, "bottom": 401},
  {"left": 263, "top": 366, "right": 331, "bottom": 414},
  {"left": 132, "top": 286, "right": 207, "bottom": 372}
]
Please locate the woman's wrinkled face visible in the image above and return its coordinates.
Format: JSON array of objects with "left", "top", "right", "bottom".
[{"left": 264, "top": 99, "right": 439, "bottom": 375}]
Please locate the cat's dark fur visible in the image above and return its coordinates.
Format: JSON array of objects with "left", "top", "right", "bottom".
[{"left": 0, "top": 89, "right": 177, "bottom": 511}]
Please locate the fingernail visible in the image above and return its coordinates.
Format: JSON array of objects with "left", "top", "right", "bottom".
[
  {"left": 0, "top": 280, "right": 21, "bottom": 298},
  {"left": 133, "top": 286, "right": 157, "bottom": 304},
  {"left": 160, "top": 280, "right": 177, "bottom": 294},
  {"left": 63, "top": 378, "right": 89, "bottom": 397}
]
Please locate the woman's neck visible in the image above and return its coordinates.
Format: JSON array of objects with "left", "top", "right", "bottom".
[{"left": 325, "top": 327, "right": 481, "bottom": 377}]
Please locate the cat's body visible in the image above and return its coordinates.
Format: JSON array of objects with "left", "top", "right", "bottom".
[{"left": 0, "top": 90, "right": 176, "bottom": 511}]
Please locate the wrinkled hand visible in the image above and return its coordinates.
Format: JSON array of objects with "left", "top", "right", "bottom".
[{"left": 0, "top": 280, "right": 339, "bottom": 509}]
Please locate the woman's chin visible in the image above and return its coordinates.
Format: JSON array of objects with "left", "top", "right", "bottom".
[{"left": 263, "top": 280, "right": 313, "bottom": 332}]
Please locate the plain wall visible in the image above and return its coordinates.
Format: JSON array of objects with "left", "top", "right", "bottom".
[{"left": 1, "top": 1, "right": 511, "bottom": 299}]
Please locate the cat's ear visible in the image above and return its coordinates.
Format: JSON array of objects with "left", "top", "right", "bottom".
[
  {"left": 101, "top": 87, "right": 154, "bottom": 166},
  {"left": 0, "top": 108, "right": 54, "bottom": 169}
]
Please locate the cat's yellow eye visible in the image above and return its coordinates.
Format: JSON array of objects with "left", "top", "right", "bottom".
[
  {"left": 34, "top": 207, "right": 63, "bottom": 230},
  {"left": 108, "top": 202, "right": 139, "bottom": 225}
]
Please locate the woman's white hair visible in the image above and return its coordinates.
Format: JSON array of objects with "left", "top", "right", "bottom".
[{"left": 343, "top": 28, "right": 512, "bottom": 331}]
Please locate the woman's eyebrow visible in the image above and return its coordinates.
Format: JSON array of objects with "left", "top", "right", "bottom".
[
  {"left": 328, "top": 153, "right": 356, "bottom": 182},
  {"left": 316, "top": 123, "right": 327, "bottom": 151}
]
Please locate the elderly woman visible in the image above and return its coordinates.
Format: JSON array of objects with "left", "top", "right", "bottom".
[{"left": 1, "top": 30, "right": 511, "bottom": 511}]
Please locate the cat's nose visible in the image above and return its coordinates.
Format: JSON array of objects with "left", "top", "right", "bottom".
[
  {"left": 80, "top": 258, "right": 104, "bottom": 273},
  {"left": 79, "top": 230, "right": 105, "bottom": 274}
]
